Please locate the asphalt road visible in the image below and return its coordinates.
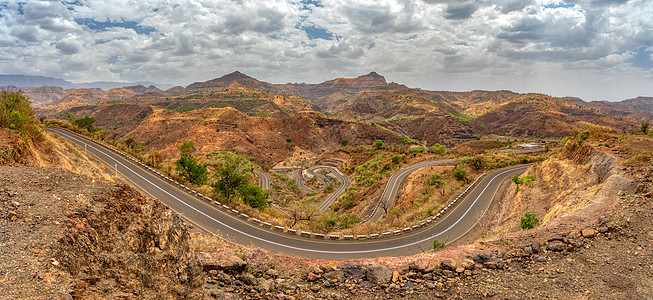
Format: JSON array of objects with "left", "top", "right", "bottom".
[
  {"left": 49, "top": 127, "right": 529, "bottom": 260},
  {"left": 365, "top": 159, "right": 456, "bottom": 222}
]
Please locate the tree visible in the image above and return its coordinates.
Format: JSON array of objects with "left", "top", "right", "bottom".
[
  {"left": 178, "top": 141, "right": 196, "bottom": 157},
  {"left": 428, "top": 174, "right": 447, "bottom": 195},
  {"left": 287, "top": 202, "right": 318, "bottom": 227},
  {"left": 238, "top": 183, "right": 270, "bottom": 209},
  {"left": 521, "top": 212, "right": 539, "bottom": 229},
  {"left": 641, "top": 122, "right": 649, "bottom": 134},
  {"left": 124, "top": 136, "right": 138, "bottom": 149},
  {"left": 74, "top": 116, "right": 96, "bottom": 132},
  {"left": 452, "top": 168, "right": 467, "bottom": 182},
  {"left": 0, "top": 88, "right": 36, "bottom": 135},
  {"left": 373, "top": 139, "right": 384, "bottom": 150},
  {"left": 175, "top": 155, "right": 209, "bottom": 185},
  {"left": 211, "top": 152, "right": 252, "bottom": 202},
  {"left": 429, "top": 143, "right": 447, "bottom": 155},
  {"left": 466, "top": 156, "right": 486, "bottom": 171},
  {"left": 175, "top": 141, "right": 208, "bottom": 185}
]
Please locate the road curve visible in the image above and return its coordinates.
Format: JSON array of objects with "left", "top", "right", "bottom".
[
  {"left": 49, "top": 127, "right": 529, "bottom": 260},
  {"left": 365, "top": 159, "right": 456, "bottom": 222}
]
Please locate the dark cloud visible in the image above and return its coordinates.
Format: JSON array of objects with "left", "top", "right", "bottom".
[
  {"left": 55, "top": 41, "right": 81, "bottom": 55},
  {"left": 222, "top": 7, "right": 285, "bottom": 35},
  {"left": 345, "top": 5, "right": 423, "bottom": 34},
  {"left": 444, "top": 2, "right": 479, "bottom": 20},
  {"left": 497, "top": 0, "right": 535, "bottom": 13}
]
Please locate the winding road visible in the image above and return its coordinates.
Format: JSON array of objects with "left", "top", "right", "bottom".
[{"left": 49, "top": 127, "right": 529, "bottom": 260}]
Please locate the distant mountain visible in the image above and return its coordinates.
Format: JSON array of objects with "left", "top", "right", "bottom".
[
  {"left": 0, "top": 74, "right": 173, "bottom": 91},
  {"left": 185, "top": 71, "right": 272, "bottom": 92},
  {"left": 184, "top": 71, "right": 404, "bottom": 111},
  {"left": 564, "top": 96, "right": 653, "bottom": 122},
  {"left": 24, "top": 86, "right": 68, "bottom": 106},
  {"left": 473, "top": 94, "right": 639, "bottom": 137},
  {"left": 74, "top": 81, "right": 174, "bottom": 91},
  {"left": 0, "top": 75, "right": 75, "bottom": 89}
]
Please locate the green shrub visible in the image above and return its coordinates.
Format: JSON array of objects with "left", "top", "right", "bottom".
[
  {"left": 433, "top": 240, "right": 445, "bottom": 249},
  {"left": 452, "top": 168, "right": 467, "bottom": 182},
  {"left": 373, "top": 139, "right": 384, "bottom": 150},
  {"left": 520, "top": 212, "right": 539, "bottom": 229}
]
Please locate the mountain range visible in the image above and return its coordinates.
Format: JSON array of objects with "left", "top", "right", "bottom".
[{"left": 0, "top": 74, "right": 174, "bottom": 91}]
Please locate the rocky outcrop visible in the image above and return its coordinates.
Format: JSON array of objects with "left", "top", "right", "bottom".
[{"left": 55, "top": 184, "right": 204, "bottom": 299}]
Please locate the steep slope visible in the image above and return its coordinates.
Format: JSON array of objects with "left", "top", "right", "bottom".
[{"left": 24, "top": 86, "right": 67, "bottom": 106}]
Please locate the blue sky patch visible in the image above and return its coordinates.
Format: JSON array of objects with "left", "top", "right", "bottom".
[
  {"left": 297, "top": 24, "right": 334, "bottom": 40},
  {"left": 544, "top": 2, "right": 575, "bottom": 9},
  {"left": 301, "top": 0, "right": 323, "bottom": 11},
  {"left": 627, "top": 47, "right": 653, "bottom": 70},
  {"left": 75, "top": 18, "right": 157, "bottom": 35},
  {"left": 368, "top": 42, "right": 375, "bottom": 50}
]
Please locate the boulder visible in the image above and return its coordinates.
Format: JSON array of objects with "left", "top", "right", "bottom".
[
  {"left": 470, "top": 252, "right": 493, "bottom": 264},
  {"left": 323, "top": 270, "right": 344, "bottom": 283},
  {"left": 531, "top": 241, "right": 541, "bottom": 253},
  {"left": 366, "top": 265, "right": 393, "bottom": 284},
  {"left": 483, "top": 261, "right": 497, "bottom": 269},
  {"left": 440, "top": 259, "right": 457, "bottom": 271},
  {"left": 412, "top": 258, "right": 436, "bottom": 273},
  {"left": 391, "top": 271, "right": 400, "bottom": 282},
  {"left": 238, "top": 273, "right": 257, "bottom": 286},
  {"left": 547, "top": 241, "right": 565, "bottom": 252},
  {"left": 307, "top": 272, "right": 321, "bottom": 282},
  {"left": 582, "top": 229, "right": 596, "bottom": 238},
  {"left": 460, "top": 259, "right": 475, "bottom": 270},
  {"left": 547, "top": 235, "right": 565, "bottom": 242},
  {"left": 197, "top": 252, "right": 247, "bottom": 272},
  {"left": 339, "top": 262, "right": 366, "bottom": 280}
]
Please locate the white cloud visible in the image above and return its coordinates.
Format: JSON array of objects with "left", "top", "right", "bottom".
[{"left": 0, "top": 0, "right": 650, "bottom": 100}]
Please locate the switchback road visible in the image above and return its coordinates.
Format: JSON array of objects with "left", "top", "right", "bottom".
[{"left": 50, "top": 127, "right": 529, "bottom": 260}]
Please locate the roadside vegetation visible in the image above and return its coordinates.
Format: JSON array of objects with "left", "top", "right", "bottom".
[{"left": 1, "top": 87, "right": 38, "bottom": 137}]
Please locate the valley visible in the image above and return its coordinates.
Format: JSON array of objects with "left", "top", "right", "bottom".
[{"left": 1, "top": 73, "right": 651, "bottom": 299}]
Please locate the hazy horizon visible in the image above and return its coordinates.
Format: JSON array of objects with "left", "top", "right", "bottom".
[{"left": 1, "top": 0, "right": 652, "bottom": 102}]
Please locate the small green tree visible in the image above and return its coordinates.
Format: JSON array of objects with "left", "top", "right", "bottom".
[
  {"left": 520, "top": 212, "right": 539, "bottom": 229},
  {"left": 429, "top": 143, "right": 447, "bottom": 155},
  {"left": 373, "top": 139, "right": 384, "bottom": 150},
  {"left": 73, "top": 116, "right": 96, "bottom": 132},
  {"left": 211, "top": 152, "right": 253, "bottom": 202},
  {"left": 124, "top": 136, "right": 138, "bottom": 149},
  {"left": 175, "top": 141, "right": 208, "bottom": 185},
  {"left": 452, "top": 168, "right": 467, "bottom": 182},
  {"left": 466, "top": 155, "right": 486, "bottom": 171},
  {"left": 428, "top": 174, "right": 447, "bottom": 195},
  {"left": 433, "top": 240, "right": 445, "bottom": 249},
  {"left": 175, "top": 155, "right": 209, "bottom": 185},
  {"left": 641, "top": 122, "right": 649, "bottom": 134},
  {"left": 0, "top": 88, "right": 36, "bottom": 135},
  {"left": 340, "top": 139, "right": 349, "bottom": 146},
  {"left": 238, "top": 183, "right": 270, "bottom": 209}
]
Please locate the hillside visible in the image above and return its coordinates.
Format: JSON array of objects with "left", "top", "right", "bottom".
[
  {"left": 106, "top": 107, "right": 408, "bottom": 166},
  {"left": 24, "top": 86, "right": 68, "bottom": 106},
  {"left": 472, "top": 94, "right": 639, "bottom": 137},
  {"left": 565, "top": 96, "right": 653, "bottom": 122}
]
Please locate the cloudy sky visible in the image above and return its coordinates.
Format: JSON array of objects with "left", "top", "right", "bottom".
[{"left": 0, "top": 0, "right": 651, "bottom": 101}]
